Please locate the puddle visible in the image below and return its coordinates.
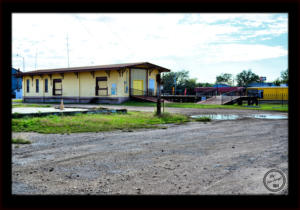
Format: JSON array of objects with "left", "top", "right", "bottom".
[
  {"left": 248, "top": 114, "right": 288, "bottom": 119},
  {"left": 191, "top": 114, "right": 239, "bottom": 120},
  {"left": 191, "top": 114, "right": 288, "bottom": 120}
]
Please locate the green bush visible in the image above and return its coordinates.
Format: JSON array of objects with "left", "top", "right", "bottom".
[{"left": 12, "top": 138, "right": 31, "bottom": 144}]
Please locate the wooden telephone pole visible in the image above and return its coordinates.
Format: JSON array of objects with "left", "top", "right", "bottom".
[{"left": 156, "top": 74, "right": 161, "bottom": 116}]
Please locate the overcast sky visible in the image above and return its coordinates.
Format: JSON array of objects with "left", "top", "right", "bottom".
[{"left": 12, "top": 13, "right": 288, "bottom": 83}]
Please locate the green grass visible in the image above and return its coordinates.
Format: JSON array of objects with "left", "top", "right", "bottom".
[
  {"left": 12, "top": 111, "right": 190, "bottom": 134},
  {"left": 12, "top": 99, "right": 22, "bottom": 103},
  {"left": 12, "top": 138, "right": 31, "bottom": 144},
  {"left": 193, "top": 117, "right": 211, "bottom": 122},
  {"left": 117, "top": 101, "right": 288, "bottom": 112},
  {"left": 12, "top": 103, "right": 52, "bottom": 108}
]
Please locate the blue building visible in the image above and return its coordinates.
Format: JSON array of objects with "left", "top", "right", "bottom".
[
  {"left": 213, "top": 83, "right": 230, "bottom": 88},
  {"left": 12, "top": 68, "right": 22, "bottom": 98},
  {"left": 248, "top": 82, "right": 276, "bottom": 87}
]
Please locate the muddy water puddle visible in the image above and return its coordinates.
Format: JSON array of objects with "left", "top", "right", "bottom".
[{"left": 191, "top": 114, "right": 288, "bottom": 120}]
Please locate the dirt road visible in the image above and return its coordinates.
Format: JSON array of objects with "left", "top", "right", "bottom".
[{"left": 12, "top": 109, "right": 288, "bottom": 194}]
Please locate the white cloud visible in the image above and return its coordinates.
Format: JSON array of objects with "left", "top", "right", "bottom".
[
  {"left": 198, "top": 44, "right": 287, "bottom": 64},
  {"left": 12, "top": 13, "right": 288, "bottom": 82}
]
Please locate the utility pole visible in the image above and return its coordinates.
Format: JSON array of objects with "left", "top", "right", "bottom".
[
  {"left": 66, "top": 34, "right": 70, "bottom": 67},
  {"left": 156, "top": 74, "right": 161, "bottom": 116},
  {"left": 35, "top": 49, "right": 38, "bottom": 70},
  {"left": 17, "top": 54, "right": 25, "bottom": 72},
  {"left": 23, "top": 57, "right": 25, "bottom": 72},
  {"left": 174, "top": 74, "right": 177, "bottom": 95}
]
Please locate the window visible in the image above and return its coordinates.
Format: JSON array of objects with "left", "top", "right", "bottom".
[
  {"left": 96, "top": 77, "right": 108, "bottom": 96},
  {"left": 111, "top": 84, "right": 117, "bottom": 95},
  {"left": 26, "top": 79, "right": 29, "bottom": 93},
  {"left": 149, "top": 79, "right": 155, "bottom": 96},
  {"left": 124, "top": 81, "right": 128, "bottom": 93},
  {"left": 53, "top": 79, "right": 62, "bottom": 96},
  {"left": 36, "top": 79, "right": 39, "bottom": 93},
  {"left": 45, "top": 79, "right": 48, "bottom": 93}
]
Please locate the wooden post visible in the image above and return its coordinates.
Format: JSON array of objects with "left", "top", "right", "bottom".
[
  {"left": 60, "top": 98, "right": 64, "bottom": 110},
  {"left": 156, "top": 74, "right": 161, "bottom": 116}
]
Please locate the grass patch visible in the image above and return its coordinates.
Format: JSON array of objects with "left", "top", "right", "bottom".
[
  {"left": 12, "top": 99, "right": 22, "bottom": 103},
  {"left": 116, "top": 101, "right": 288, "bottom": 112},
  {"left": 12, "top": 103, "right": 52, "bottom": 108},
  {"left": 12, "top": 138, "right": 31, "bottom": 144},
  {"left": 193, "top": 117, "right": 211, "bottom": 122},
  {"left": 12, "top": 111, "right": 190, "bottom": 134}
]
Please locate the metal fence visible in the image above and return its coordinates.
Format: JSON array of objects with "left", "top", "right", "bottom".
[
  {"left": 221, "top": 90, "right": 245, "bottom": 105},
  {"left": 129, "top": 88, "right": 157, "bottom": 97}
]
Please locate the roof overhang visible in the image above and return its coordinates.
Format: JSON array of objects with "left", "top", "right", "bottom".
[{"left": 19, "top": 62, "right": 171, "bottom": 76}]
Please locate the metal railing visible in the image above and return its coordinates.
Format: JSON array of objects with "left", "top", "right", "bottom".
[
  {"left": 161, "top": 89, "right": 196, "bottom": 96},
  {"left": 221, "top": 90, "right": 245, "bottom": 105},
  {"left": 129, "top": 88, "right": 157, "bottom": 97}
]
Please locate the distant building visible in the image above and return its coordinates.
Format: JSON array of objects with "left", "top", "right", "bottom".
[
  {"left": 195, "top": 86, "right": 245, "bottom": 97},
  {"left": 248, "top": 82, "right": 276, "bottom": 87},
  {"left": 247, "top": 86, "right": 288, "bottom": 102},
  {"left": 213, "top": 83, "right": 230, "bottom": 88},
  {"left": 12, "top": 68, "right": 22, "bottom": 98}
]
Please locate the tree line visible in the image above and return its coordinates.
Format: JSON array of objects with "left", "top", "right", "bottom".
[{"left": 161, "top": 69, "right": 288, "bottom": 94}]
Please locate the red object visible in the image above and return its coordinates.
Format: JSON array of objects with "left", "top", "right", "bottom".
[
  {"left": 195, "top": 87, "right": 245, "bottom": 94},
  {"left": 184, "top": 88, "right": 187, "bottom": 95}
]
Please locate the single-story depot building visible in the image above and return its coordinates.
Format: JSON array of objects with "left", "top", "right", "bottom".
[{"left": 19, "top": 62, "right": 170, "bottom": 104}]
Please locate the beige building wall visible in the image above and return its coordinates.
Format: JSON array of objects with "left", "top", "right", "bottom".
[
  {"left": 148, "top": 69, "right": 159, "bottom": 94},
  {"left": 23, "top": 68, "right": 158, "bottom": 98}
]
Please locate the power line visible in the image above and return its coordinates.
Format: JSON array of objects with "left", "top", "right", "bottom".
[{"left": 35, "top": 49, "right": 38, "bottom": 70}]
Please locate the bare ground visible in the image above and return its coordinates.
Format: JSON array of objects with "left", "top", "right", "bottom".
[{"left": 12, "top": 107, "right": 288, "bottom": 195}]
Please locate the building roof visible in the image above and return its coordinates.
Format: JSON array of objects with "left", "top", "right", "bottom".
[
  {"left": 19, "top": 62, "right": 171, "bottom": 76},
  {"left": 247, "top": 86, "right": 288, "bottom": 89}
]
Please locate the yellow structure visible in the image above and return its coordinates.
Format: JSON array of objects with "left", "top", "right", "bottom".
[
  {"left": 247, "top": 87, "right": 288, "bottom": 101},
  {"left": 20, "top": 62, "right": 170, "bottom": 104}
]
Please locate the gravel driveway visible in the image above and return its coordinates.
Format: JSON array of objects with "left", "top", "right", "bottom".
[{"left": 12, "top": 107, "right": 288, "bottom": 195}]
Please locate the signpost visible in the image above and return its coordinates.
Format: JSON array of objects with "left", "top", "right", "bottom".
[{"left": 260, "top": 77, "right": 267, "bottom": 82}]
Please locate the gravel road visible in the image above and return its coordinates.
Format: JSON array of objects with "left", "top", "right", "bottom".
[{"left": 12, "top": 106, "right": 288, "bottom": 195}]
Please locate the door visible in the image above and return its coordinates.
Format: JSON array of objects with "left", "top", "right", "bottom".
[
  {"left": 111, "top": 83, "right": 117, "bottom": 95},
  {"left": 149, "top": 79, "right": 155, "bottom": 96},
  {"left": 133, "top": 80, "right": 143, "bottom": 95},
  {"left": 96, "top": 77, "right": 108, "bottom": 96},
  {"left": 53, "top": 79, "right": 62, "bottom": 96}
]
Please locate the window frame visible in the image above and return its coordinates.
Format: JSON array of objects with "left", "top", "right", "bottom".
[
  {"left": 26, "top": 79, "right": 30, "bottom": 93},
  {"left": 52, "top": 79, "right": 62, "bottom": 96},
  {"left": 36, "top": 79, "right": 39, "bottom": 93},
  {"left": 95, "top": 77, "right": 108, "bottom": 96},
  {"left": 45, "top": 79, "right": 48, "bottom": 93}
]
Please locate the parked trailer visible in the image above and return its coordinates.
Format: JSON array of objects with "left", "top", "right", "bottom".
[{"left": 246, "top": 87, "right": 288, "bottom": 102}]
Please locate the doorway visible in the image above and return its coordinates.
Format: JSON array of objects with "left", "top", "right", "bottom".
[{"left": 133, "top": 80, "right": 143, "bottom": 95}]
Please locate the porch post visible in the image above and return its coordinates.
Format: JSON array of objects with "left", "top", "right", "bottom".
[
  {"left": 129, "top": 68, "right": 131, "bottom": 97},
  {"left": 146, "top": 69, "right": 149, "bottom": 96}
]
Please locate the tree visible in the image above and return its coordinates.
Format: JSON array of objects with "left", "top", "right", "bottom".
[
  {"left": 161, "top": 70, "right": 189, "bottom": 92},
  {"left": 280, "top": 69, "right": 288, "bottom": 84},
  {"left": 196, "top": 82, "right": 213, "bottom": 87},
  {"left": 273, "top": 78, "right": 281, "bottom": 86},
  {"left": 181, "top": 78, "right": 197, "bottom": 94},
  {"left": 236, "top": 69, "right": 260, "bottom": 87},
  {"left": 216, "top": 73, "right": 233, "bottom": 85}
]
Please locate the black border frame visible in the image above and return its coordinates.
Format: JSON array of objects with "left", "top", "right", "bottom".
[{"left": 1, "top": 1, "right": 299, "bottom": 209}]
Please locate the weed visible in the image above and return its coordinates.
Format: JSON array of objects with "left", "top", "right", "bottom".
[
  {"left": 12, "top": 138, "right": 31, "bottom": 144},
  {"left": 115, "top": 101, "right": 288, "bottom": 112},
  {"left": 193, "top": 117, "right": 211, "bottom": 122},
  {"left": 12, "top": 111, "right": 190, "bottom": 134},
  {"left": 12, "top": 103, "right": 51, "bottom": 108}
]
